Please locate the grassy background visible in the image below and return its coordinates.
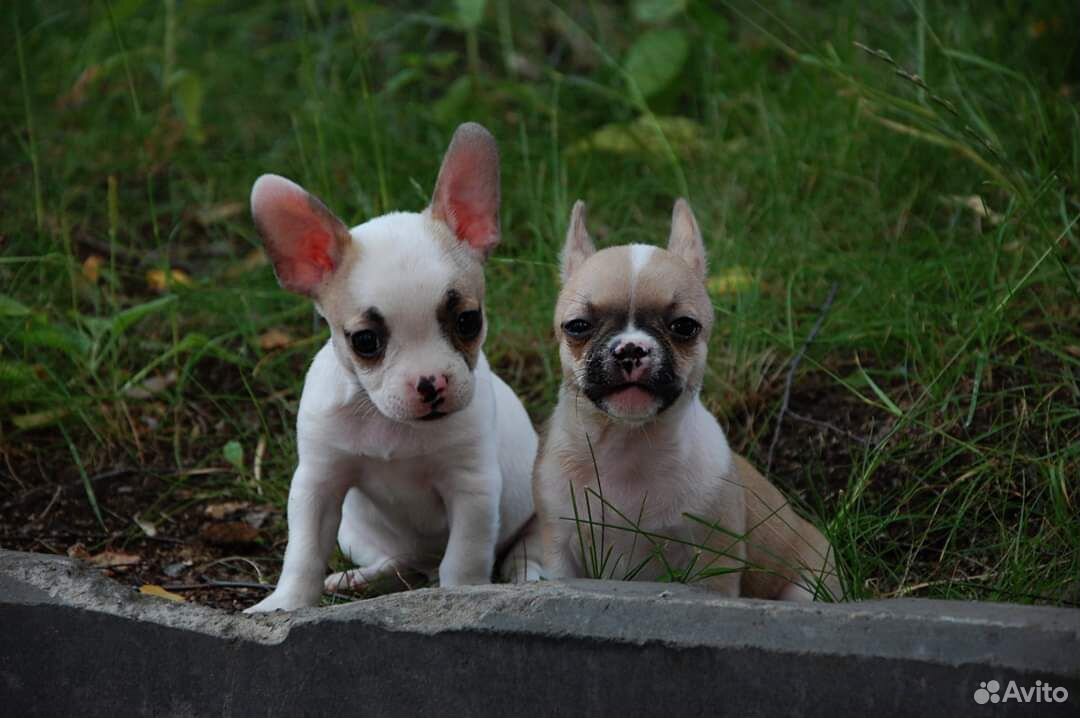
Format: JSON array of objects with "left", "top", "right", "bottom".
[{"left": 1, "top": 0, "right": 1078, "bottom": 605}]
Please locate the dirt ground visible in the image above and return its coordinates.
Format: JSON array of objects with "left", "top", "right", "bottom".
[{"left": 0, "top": 373, "right": 879, "bottom": 611}]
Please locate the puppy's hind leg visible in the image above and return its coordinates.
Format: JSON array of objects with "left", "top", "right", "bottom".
[
  {"left": 335, "top": 488, "right": 384, "bottom": 567},
  {"left": 778, "top": 581, "right": 815, "bottom": 602},
  {"left": 497, "top": 519, "right": 544, "bottom": 583},
  {"left": 325, "top": 556, "right": 411, "bottom": 594}
]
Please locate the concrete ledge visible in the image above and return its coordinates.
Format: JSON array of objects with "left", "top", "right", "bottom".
[{"left": 1, "top": 549, "right": 1077, "bottom": 717}]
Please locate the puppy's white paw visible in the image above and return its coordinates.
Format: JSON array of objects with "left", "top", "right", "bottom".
[
  {"left": 438, "top": 565, "right": 490, "bottom": 587},
  {"left": 323, "top": 557, "right": 400, "bottom": 593},
  {"left": 243, "top": 589, "right": 314, "bottom": 614},
  {"left": 499, "top": 558, "right": 544, "bottom": 583}
]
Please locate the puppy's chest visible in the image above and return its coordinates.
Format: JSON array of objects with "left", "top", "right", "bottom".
[
  {"left": 353, "top": 454, "right": 446, "bottom": 524},
  {"left": 561, "top": 442, "right": 690, "bottom": 527},
  {"left": 315, "top": 406, "right": 443, "bottom": 461},
  {"left": 555, "top": 438, "right": 717, "bottom": 579}
]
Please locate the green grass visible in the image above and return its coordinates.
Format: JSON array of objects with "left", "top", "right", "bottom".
[{"left": 1, "top": 1, "right": 1077, "bottom": 605}]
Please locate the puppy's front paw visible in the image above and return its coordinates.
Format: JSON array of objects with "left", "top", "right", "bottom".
[
  {"left": 498, "top": 556, "right": 544, "bottom": 583},
  {"left": 438, "top": 563, "right": 491, "bottom": 587},
  {"left": 243, "top": 588, "right": 315, "bottom": 613}
]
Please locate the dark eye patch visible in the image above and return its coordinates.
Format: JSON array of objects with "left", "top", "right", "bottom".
[
  {"left": 668, "top": 317, "right": 701, "bottom": 340},
  {"left": 562, "top": 318, "right": 594, "bottom": 339},
  {"left": 456, "top": 309, "right": 483, "bottom": 340},
  {"left": 437, "top": 288, "right": 481, "bottom": 370},
  {"left": 344, "top": 307, "right": 388, "bottom": 363}
]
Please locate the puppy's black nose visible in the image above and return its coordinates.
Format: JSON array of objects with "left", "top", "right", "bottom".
[
  {"left": 613, "top": 342, "right": 650, "bottom": 376},
  {"left": 612, "top": 342, "right": 648, "bottom": 361},
  {"left": 417, "top": 376, "right": 439, "bottom": 404}
]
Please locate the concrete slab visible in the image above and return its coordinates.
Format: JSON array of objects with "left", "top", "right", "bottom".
[{"left": 1, "top": 549, "right": 1077, "bottom": 717}]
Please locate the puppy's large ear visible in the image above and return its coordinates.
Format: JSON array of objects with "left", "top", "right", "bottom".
[
  {"left": 668, "top": 198, "right": 706, "bottom": 280},
  {"left": 560, "top": 200, "right": 596, "bottom": 283},
  {"left": 430, "top": 122, "right": 500, "bottom": 259},
  {"left": 251, "top": 175, "right": 352, "bottom": 297}
]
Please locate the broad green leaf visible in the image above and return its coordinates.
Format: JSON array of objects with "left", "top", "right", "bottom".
[
  {"left": 624, "top": 28, "right": 689, "bottom": 99},
  {"left": 632, "top": 0, "right": 686, "bottom": 23},
  {"left": 433, "top": 76, "right": 473, "bottom": 125},
  {"left": 171, "top": 70, "right": 205, "bottom": 143},
  {"left": 454, "top": 0, "right": 486, "bottom": 30},
  {"left": 16, "top": 323, "right": 92, "bottom": 360},
  {"left": 382, "top": 67, "right": 421, "bottom": 96},
  {"left": 0, "top": 360, "right": 41, "bottom": 404},
  {"left": 110, "top": 295, "right": 177, "bottom": 338},
  {"left": 223, "top": 440, "right": 244, "bottom": 472},
  {"left": 0, "top": 295, "right": 31, "bottom": 316}
]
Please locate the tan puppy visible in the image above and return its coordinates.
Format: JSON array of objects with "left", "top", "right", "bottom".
[{"left": 533, "top": 199, "right": 842, "bottom": 600}]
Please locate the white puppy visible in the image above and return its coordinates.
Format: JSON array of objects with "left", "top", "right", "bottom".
[
  {"left": 246, "top": 123, "right": 539, "bottom": 612},
  {"left": 533, "top": 199, "right": 842, "bottom": 600}
]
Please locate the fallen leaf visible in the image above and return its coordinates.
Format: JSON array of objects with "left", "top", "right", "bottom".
[
  {"left": 253, "top": 435, "right": 267, "bottom": 491},
  {"left": 199, "top": 521, "right": 260, "bottom": 546},
  {"left": 146, "top": 268, "right": 193, "bottom": 292},
  {"left": 56, "top": 65, "right": 101, "bottom": 110},
  {"left": 258, "top": 328, "right": 293, "bottom": 351},
  {"left": 224, "top": 248, "right": 268, "bottom": 279},
  {"left": 945, "top": 195, "right": 1004, "bottom": 226},
  {"left": 123, "top": 369, "right": 178, "bottom": 400},
  {"left": 86, "top": 550, "right": 141, "bottom": 569},
  {"left": 134, "top": 514, "right": 158, "bottom": 538},
  {"left": 81, "top": 255, "right": 104, "bottom": 284},
  {"left": 567, "top": 115, "right": 706, "bottom": 158},
  {"left": 707, "top": 266, "right": 756, "bottom": 296},
  {"left": 192, "top": 201, "right": 244, "bottom": 227},
  {"left": 1065, "top": 345, "right": 1080, "bottom": 358},
  {"left": 139, "top": 584, "right": 186, "bottom": 602},
  {"left": 243, "top": 509, "right": 272, "bottom": 529},
  {"left": 12, "top": 407, "right": 70, "bottom": 430},
  {"left": 203, "top": 500, "right": 251, "bottom": 520},
  {"left": 162, "top": 561, "right": 191, "bottom": 578}
]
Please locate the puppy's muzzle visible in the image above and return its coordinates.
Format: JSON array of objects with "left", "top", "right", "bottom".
[{"left": 582, "top": 331, "right": 681, "bottom": 414}]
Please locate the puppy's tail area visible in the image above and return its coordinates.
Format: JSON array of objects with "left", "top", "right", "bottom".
[{"left": 496, "top": 514, "right": 544, "bottom": 583}]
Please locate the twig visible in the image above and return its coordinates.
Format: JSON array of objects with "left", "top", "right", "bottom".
[
  {"left": 162, "top": 580, "right": 354, "bottom": 603},
  {"left": 253, "top": 435, "right": 266, "bottom": 496},
  {"left": 35, "top": 485, "right": 63, "bottom": 521},
  {"left": 164, "top": 580, "right": 274, "bottom": 591},
  {"left": 767, "top": 283, "right": 839, "bottom": 473}
]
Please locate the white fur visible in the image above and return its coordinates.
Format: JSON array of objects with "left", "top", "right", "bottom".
[
  {"left": 246, "top": 214, "right": 539, "bottom": 613},
  {"left": 628, "top": 243, "right": 656, "bottom": 280}
]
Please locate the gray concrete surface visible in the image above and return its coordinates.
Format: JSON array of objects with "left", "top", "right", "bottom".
[{"left": 1, "top": 549, "right": 1077, "bottom": 717}]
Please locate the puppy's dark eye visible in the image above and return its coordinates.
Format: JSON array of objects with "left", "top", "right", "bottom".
[
  {"left": 669, "top": 317, "right": 701, "bottom": 340},
  {"left": 563, "top": 319, "right": 594, "bottom": 338},
  {"left": 456, "top": 310, "right": 483, "bottom": 340},
  {"left": 350, "top": 329, "right": 382, "bottom": 357}
]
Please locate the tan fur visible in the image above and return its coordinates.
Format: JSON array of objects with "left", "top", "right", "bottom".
[
  {"left": 535, "top": 198, "right": 842, "bottom": 601},
  {"left": 722, "top": 454, "right": 841, "bottom": 599}
]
